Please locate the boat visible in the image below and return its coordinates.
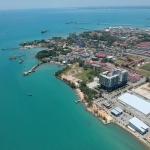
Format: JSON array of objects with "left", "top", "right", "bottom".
[
  {"left": 41, "top": 30, "right": 47, "bottom": 33},
  {"left": 19, "top": 60, "right": 23, "bottom": 64},
  {"left": 27, "top": 93, "right": 33, "bottom": 96}
]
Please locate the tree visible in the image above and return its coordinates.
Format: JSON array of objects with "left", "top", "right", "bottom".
[
  {"left": 146, "top": 76, "right": 149, "bottom": 82},
  {"left": 79, "top": 60, "right": 84, "bottom": 67},
  {"left": 70, "top": 82, "right": 76, "bottom": 89},
  {"left": 101, "top": 58, "right": 108, "bottom": 63}
]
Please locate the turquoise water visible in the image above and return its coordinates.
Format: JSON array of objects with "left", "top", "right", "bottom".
[{"left": 0, "top": 8, "right": 150, "bottom": 150}]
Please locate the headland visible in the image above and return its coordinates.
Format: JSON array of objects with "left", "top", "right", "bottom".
[{"left": 19, "top": 26, "right": 150, "bottom": 148}]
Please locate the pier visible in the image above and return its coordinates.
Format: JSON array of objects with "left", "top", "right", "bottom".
[
  {"left": 18, "top": 55, "right": 25, "bottom": 64},
  {"left": 75, "top": 100, "right": 82, "bottom": 104},
  {"left": 74, "top": 27, "right": 92, "bottom": 31},
  {"left": 9, "top": 55, "right": 25, "bottom": 63},
  {"left": 23, "top": 62, "right": 42, "bottom": 76},
  {"left": 2, "top": 47, "right": 20, "bottom": 50},
  {"left": 9, "top": 56, "right": 16, "bottom": 60}
]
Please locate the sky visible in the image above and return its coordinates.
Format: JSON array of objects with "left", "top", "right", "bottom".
[{"left": 0, "top": 0, "right": 150, "bottom": 10}]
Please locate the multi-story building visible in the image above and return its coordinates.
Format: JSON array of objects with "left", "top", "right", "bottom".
[
  {"left": 69, "top": 32, "right": 76, "bottom": 39},
  {"left": 99, "top": 68, "right": 128, "bottom": 91},
  {"left": 76, "top": 39, "right": 85, "bottom": 47}
]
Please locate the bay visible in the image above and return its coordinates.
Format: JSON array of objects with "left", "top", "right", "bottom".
[{"left": 0, "top": 8, "right": 149, "bottom": 150}]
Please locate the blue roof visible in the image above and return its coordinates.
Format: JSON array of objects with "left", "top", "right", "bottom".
[
  {"left": 129, "top": 117, "right": 149, "bottom": 132},
  {"left": 118, "top": 93, "right": 150, "bottom": 115}
]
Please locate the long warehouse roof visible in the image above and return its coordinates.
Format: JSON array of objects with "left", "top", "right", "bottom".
[
  {"left": 118, "top": 93, "right": 150, "bottom": 115},
  {"left": 129, "top": 117, "right": 149, "bottom": 132}
]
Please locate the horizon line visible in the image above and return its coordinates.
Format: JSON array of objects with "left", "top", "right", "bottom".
[{"left": 0, "top": 5, "right": 150, "bottom": 11}]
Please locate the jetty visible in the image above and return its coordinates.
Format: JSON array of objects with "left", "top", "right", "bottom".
[
  {"left": 74, "top": 27, "right": 92, "bottom": 30},
  {"left": 75, "top": 100, "right": 82, "bottom": 104},
  {"left": 23, "top": 62, "right": 42, "bottom": 76},
  {"left": 9, "top": 56, "right": 16, "bottom": 60},
  {"left": 2, "top": 47, "right": 20, "bottom": 50},
  {"left": 18, "top": 55, "right": 25, "bottom": 64}
]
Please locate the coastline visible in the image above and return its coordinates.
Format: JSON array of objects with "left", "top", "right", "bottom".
[
  {"left": 18, "top": 25, "right": 150, "bottom": 149},
  {"left": 53, "top": 68, "right": 150, "bottom": 149},
  {"left": 29, "top": 55, "right": 150, "bottom": 149}
]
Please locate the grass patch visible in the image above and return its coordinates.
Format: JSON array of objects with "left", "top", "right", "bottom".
[
  {"left": 114, "top": 59, "right": 125, "bottom": 65},
  {"left": 126, "top": 54, "right": 141, "bottom": 60},
  {"left": 76, "top": 68, "right": 94, "bottom": 83},
  {"left": 136, "top": 67, "right": 150, "bottom": 76},
  {"left": 140, "top": 63, "right": 150, "bottom": 72}
]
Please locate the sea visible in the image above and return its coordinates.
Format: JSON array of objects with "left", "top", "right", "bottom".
[{"left": 0, "top": 8, "right": 150, "bottom": 150}]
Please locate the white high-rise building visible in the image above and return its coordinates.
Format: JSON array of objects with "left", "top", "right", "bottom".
[{"left": 99, "top": 67, "right": 128, "bottom": 91}]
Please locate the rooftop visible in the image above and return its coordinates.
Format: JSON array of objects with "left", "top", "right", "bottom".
[
  {"left": 114, "top": 107, "right": 123, "bottom": 113},
  {"left": 111, "top": 109, "right": 120, "bottom": 116},
  {"left": 118, "top": 93, "right": 150, "bottom": 115},
  {"left": 129, "top": 117, "right": 149, "bottom": 132},
  {"left": 100, "top": 67, "right": 128, "bottom": 78}
]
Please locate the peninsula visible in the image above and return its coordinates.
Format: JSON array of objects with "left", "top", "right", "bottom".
[{"left": 20, "top": 27, "right": 150, "bottom": 148}]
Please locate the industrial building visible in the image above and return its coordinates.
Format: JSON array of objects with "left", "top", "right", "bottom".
[
  {"left": 111, "top": 107, "right": 123, "bottom": 117},
  {"left": 103, "top": 102, "right": 111, "bottom": 109},
  {"left": 118, "top": 93, "right": 150, "bottom": 116},
  {"left": 99, "top": 68, "right": 128, "bottom": 91},
  {"left": 129, "top": 117, "right": 149, "bottom": 135}
]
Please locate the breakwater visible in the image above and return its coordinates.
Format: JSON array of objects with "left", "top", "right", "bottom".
[{"left": 23, "top": 62, "right": 42, "bottom": 76}]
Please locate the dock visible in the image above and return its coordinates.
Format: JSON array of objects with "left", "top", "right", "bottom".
[
  {"left": 18, "top": 55, "right": 25, "bottom": 64},
  {"left": 2, "top": 47, "right": 20, "bottom": 50},
  {"left": 75, "top": 100, "right": 82, "bottom": 104},
  {"left": 9, "top": 56, "right": 16, "bottom": 60},
  {"left": 23, "top": 62, "right": 42, "bottom": 76}
]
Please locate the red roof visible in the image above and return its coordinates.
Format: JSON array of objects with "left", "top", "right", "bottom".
[{"left": 95, "top": 53, "right": 107, "bottom": 58}]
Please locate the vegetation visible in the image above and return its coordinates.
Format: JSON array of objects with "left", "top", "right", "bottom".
[
  {"left": 55, "top": 66, "right": 70, "bottom": 77},
  {"left": 114, "top": 59, "right": 126, "bottom": 66},
  {"left": 146, "top": 76, "right": 150, "bottom": 82},
  {"left": 36, "top": 50, "right": 57, "bottom": 59},
  {"left": 76, "top": 67, "right": 101, "bottom": 83},
  {"left": 79, "top": 81, "right": 97, "bottom": 106},
  {"left": 140, "top": 63, "right": 150, "bottom": 72},
  {"left": 36, "top": 48, "right": 72, "bottom": 60}
]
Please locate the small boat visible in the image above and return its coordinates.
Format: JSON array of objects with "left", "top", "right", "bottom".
[
  {"left": 41, "top": 30, "right": 47, "bottom": 33},
  {"left": 27, "top": 93, "right": 33, "bottom": 96},
  {"left": 19, "top": 61, "right": 23, "bottom": 64}
]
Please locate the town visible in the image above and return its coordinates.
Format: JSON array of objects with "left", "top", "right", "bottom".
[{"left": 20, "top": 26, "right": 150, "bottom": 147}]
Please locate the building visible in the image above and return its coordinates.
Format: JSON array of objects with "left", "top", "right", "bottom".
[
  {"left": 111, "top": 109, "right": 120, "bottom": 117},
  {"left": 129, "top": 117, "right": 149, "bottom": 135},
  {"left": 99, "top": 68, "right": 128, "bottom": 91},
  {"left": 103, "top": 102, "right": 111, "bottom": 109},
  {"left": 95, "top": 53, "right": 107, "bottom": 58},
  {"left": 69, "top": 32, "right": 76, "bottom": 39},
  {"left": 115, "top": 107, "right": 123, "bottom": 114},
  {"left": 76, "top": 39, "right": 85, "bottom": 47},
  {"left": 118, "top": 93, "right": 150, "bottom": 116},
  {"left": 111, "top": 107, "right": 123, "bottom": 117}
]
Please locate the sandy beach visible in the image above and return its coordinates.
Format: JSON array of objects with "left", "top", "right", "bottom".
[{"left": 76, "top": 88, "right": 84, "bottom": 100}]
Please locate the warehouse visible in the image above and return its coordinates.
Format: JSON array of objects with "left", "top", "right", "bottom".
[
  {"left": 118, "top": 93, "right": 150, "bottom": 116},
  {"left": 111, "top": 109, "right": 120, "bottom": 117},
  {"left": 129, "top": 117, "right": 149, "bottom": 135},
  {"left": 115, "top": 107, "right": 123, "bottom": 114},
  {"left": 111, "top": 107, "right": 123, "bottom": 117}
]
